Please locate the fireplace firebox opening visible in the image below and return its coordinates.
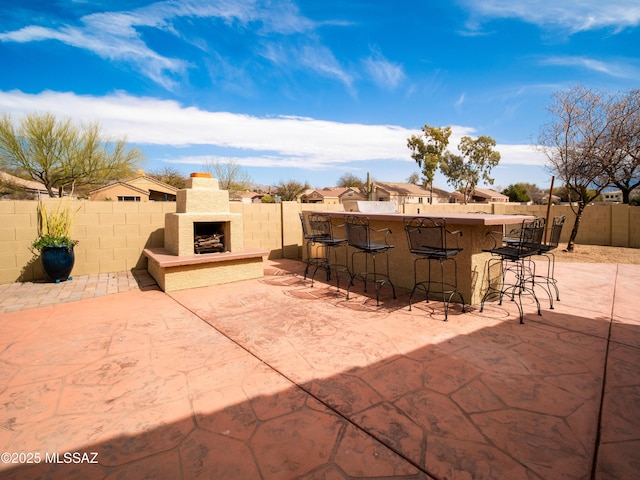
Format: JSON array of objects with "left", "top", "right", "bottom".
[{"left": 194, "top": 222, "right": 226, "bottom": 254}]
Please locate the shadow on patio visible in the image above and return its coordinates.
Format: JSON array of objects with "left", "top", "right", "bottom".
[{"left": 0, "top": 259, "right": 638, "bottom": 479}]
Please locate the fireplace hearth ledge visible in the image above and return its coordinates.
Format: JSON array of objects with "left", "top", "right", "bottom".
[{"left": 144, "top": 247, "right": 267, "bottom": 292}]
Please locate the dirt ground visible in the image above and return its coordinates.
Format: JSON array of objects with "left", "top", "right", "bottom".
[{"left": 553, "top": 243, "right": 640, "bottom": 264}]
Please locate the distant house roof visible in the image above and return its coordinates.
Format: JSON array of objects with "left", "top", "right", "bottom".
[
  {"left": 472, "top": 188, "right": 509, "bottom": 202},
  {"left": 238, "top": 191, "right": 263, "bottom": 199},
  {"left": 301, "top": 187, "right": 363, "bottom": 203},
  {"left": 233, "top": 191, "right": 266, "bottom": 203},
  {"left": 450, "top": 188, "right": 510, "bottom": 203},
  {"left": 88, "top": 175, "right": 178, "bottom": 201},
  {"left": 317, "top": 187, "right": 350, "bottom": 198},
  {"left": 89, "top": 182, "right": 149, "bottom": 196},
  {"left": 374, "top": 182, "right": 450, "bottom": 198},
  {"left": 0, "top": 171, "right": 49, "bottom": 196},
  {"left": 90, "top": 175, "right": 177, "bottom": 194},
  {"left": 124, "top": 175, "right": 179, "bottom": 195}
]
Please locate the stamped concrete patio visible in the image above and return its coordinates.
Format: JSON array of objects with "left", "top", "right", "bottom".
[{"left": 0, "top": 259, "right": 638, "bottom": 479}]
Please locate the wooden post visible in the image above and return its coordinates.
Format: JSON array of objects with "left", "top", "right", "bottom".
[{"left": 544, "top": 176, "right": 555, "bottom": 243}]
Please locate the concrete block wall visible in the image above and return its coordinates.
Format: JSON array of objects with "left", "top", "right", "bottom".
[
  {"left": 285, "top": 202, "right": 344, "bottom": 260},
  {"left": 0, "top": 200, "right": 637, "bottom": 285},
  {"left": 630, "top": 207, "right": 640, "bottom": 248},
  {"left": 611, "top": 205, "right": 630, "bottom": 247},
  {"left": 230, "top": 202, "right": 283, "bottom": 258},
  {"left": 401, "top": 203, "right": 639, "bottom": 247},
  {"left": 0, "top": 200, "right": 175, "bottom": 284},
  {"left": 227, "top": 201, "right": 343, "bottom": 259}
]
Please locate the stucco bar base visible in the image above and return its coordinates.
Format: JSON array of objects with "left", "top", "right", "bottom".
[{"left": 144, "top": 247, "right": 267, "bottom": 292}]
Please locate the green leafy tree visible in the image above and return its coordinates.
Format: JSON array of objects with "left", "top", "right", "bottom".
[
  {"left": 275, "top": 179, "right": 310, "bottom": 201},
  {"left": 501, "top": 183, "right": 545, "bottom": 203},
  {"left": 0, "top": 113, "right": 141, "bottom": 197},
  {"left": 407, "top": 125, "right": 451, "bottom": 203},
  {"left": 440, "top": 136, "right": 501, "bottom": 204},
  {"left": 502, "top": 183, "right": 530, "bottom": 203}
]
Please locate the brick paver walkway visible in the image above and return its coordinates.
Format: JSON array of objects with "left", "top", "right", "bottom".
[{"left": 0, "top": 270, "right": 158, "bottom": 313}]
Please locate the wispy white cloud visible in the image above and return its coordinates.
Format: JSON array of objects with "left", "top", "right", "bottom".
[
  {"left": 459, "top": 0, "right": 640, "bottom": 33},
  {"left": 258, "top": 40, "right": 353, "bottom": 90},
  {"left": 363, "top": 48, "right": 405, "bottom": 90},
  {"left": 0, "top": 89, "right": 547, "bottom": 170},
  {"left": 0, "top": 0, "right": 350, "bottom": 90},
  {"left": 0, "top": 89, "right": 409, "bottom": 163},
  {"left": 538, "top": 56, "right": 637, "bottom": 78},
  {"left": 167, "top": 154, "right": 339, "bottom": 171},
  {"left": 298, "top": 45, "right": 354, "bottom": 89}
]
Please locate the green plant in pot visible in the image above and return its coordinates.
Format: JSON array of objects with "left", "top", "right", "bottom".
[{"left": 31, "top": 196, "right": 79, "bottom": 283}]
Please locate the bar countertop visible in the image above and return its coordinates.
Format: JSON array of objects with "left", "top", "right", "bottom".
[{"left": 305, "top": 210, "right": 535, "bottom": 226}]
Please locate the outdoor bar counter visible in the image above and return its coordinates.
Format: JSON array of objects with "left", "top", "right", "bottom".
[{"left": 304, "top": 211, "right": 535, "bottom": 305}]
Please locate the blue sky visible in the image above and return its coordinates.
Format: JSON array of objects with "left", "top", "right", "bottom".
[{"left": 1, "top": 0, "right": 639, "bottom": 191}]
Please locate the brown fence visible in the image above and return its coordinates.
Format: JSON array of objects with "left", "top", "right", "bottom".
[{"left": 0, "top": 200, "right": 637, "bottom": 284}]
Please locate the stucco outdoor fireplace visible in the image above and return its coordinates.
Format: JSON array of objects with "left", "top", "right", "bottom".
[{"left": 143, "top": 173, "right": 266, "bottom": 292}]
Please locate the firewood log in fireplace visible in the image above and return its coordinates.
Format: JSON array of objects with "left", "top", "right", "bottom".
[{"left": 194, "top": 233, "right": 224, "bottom": 254}]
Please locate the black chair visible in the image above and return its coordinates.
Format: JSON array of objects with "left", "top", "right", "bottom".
[
  {"left": 306, "top": 214, "right": 349, "bottom": 289},
  {"left": 404, "top": 217, "right": 466, "bottom": 321},
  {"left": 344, "top": 215, "right": 396, "bottom": 306},
  {"left": 534, "top": 215, "right": 566, "bottom": 305},
  {"left": 299, "top": 213, "right": 327, "bottom": 281},
  {"left": 480, "top": 217, "right": 546, "bottom": 323}
]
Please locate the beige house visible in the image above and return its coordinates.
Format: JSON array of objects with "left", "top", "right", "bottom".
[
  {"left": 89, "top": 175, "right": 178, "bottom": 202},
  {"left": 372, "top": 182, "right": 452, "bottom": 208},
  {"left": 602, "top": 190, "right": 623, "bottom": 203},
  {"left": 301, "top": 187, "right": 365, "bottom": 206},
  {"left": 234, "top": 191, "right": 268, "bottom": 203},
  {"left": 449, "top": 188, "right": 509, "bottom": 204},
  {"left": 470, "top": 188, "right": 509, "bottom": 203}
]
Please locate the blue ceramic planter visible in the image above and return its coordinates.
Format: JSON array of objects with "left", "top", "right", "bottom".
[{"left": 40, "top": 246, "right": 75, "bottom": 283}]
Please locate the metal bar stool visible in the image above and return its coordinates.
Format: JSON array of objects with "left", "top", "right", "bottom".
[
  {"left": 299, "top": 213, "right": 327, "bottom": 281},
  {"left": 344, "top": 215, "right": 396, "bottom": 306},
  {"left": 404, "top": 217, "right": 466, "bottom": 321},
  {"left": 480, "top": 218, "right": 546, "bottom": 323},
  {"left": 307, "top": 214, "right": 349, "bottom": 290},
  {"left": 534, "top": 215, "right": 566, "bottom": 306}
]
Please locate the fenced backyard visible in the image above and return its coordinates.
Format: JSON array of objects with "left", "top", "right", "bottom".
[{"left": 0, "top": 199, "right": 638, "bottom": 284}]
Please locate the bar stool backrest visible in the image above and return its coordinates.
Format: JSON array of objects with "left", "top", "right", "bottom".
[
  {"left": 345, "top": 215, "right": 372, "bottom": 249},
  {"left": 308, "top": 214, "right": 332, "bottom": 239},
  {"left": 405, "top": 217, "right": 447, "bottom": 254},
  {"left": 546, "top": 215, "right": 566, "bottom": 249},
  {"left": 299, "top": 213, "right": 311, "bottom": 238},
  {"left": 518, "top": 217, "right": 545, "bottom": 255}
]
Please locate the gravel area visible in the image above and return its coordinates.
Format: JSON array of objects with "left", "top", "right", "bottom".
[{"left": 553, "top": 243, "right": 640, "bottom": 264}]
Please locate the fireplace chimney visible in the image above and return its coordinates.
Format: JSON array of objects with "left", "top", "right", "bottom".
[{"left": 164, "top": 173, "right": 243, "bottom": 257}]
